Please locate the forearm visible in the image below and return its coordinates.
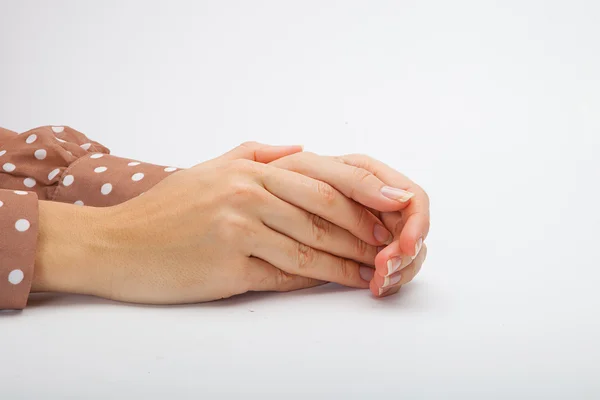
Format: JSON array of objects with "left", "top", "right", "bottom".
[{"left": 32, "top": 200, "right": 112, "bottom": 297}]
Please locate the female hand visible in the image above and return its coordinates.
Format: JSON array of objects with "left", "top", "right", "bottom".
[
  {"left": 36, "top": 143, "right": 413, "bottom": 304},
  {"left": 268, "top": 152, "right": 431, "bottom": 298}
]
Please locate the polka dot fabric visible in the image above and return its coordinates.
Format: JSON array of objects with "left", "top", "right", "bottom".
[
  {"left": 0, "top": 188, "right": 38, "bottom": 309},
  {"left": 0, "top": 126, "right": 180, "bottom": 309}
]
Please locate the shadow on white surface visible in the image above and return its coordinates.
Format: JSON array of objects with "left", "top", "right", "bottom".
[{"left": 22, "top": 280, "right": 429, "bottom": 312}]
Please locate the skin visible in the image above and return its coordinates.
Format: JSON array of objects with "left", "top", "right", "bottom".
[{"left": 32, "top": 142, "right": 429, "bottom": 303}]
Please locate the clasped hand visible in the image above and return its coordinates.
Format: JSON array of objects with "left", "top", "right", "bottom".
[{"left": 85, "top": 142, "right": 429, "bottom": 304}]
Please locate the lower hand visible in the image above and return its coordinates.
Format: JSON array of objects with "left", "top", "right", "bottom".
[{"left": 35, "top": 143, "right": 408, "bottom": 304}]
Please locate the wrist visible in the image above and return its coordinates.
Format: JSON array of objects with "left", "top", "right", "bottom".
[{"left": 33, "top": 201, "right": 114, "bottom": 297}]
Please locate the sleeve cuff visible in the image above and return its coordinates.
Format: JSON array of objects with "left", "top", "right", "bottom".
[
  {"left": 50, "top": 153, "right": 180, "bottom": 207},
  {"left": 0, "top": 189, "right": 38, "bottom": 310}
]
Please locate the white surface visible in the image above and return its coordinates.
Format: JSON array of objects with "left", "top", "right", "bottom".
[{"left": 1, "top": 1, "right": 600, "bottom": 398}]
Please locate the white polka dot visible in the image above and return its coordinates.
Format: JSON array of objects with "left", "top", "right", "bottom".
[
  {"left": 14, "top": 190, "right": 28, "bottom": 195},
  {"left": 55, "top": 137, "right": 66, "bottom": 143},
  {"left": 63, "top": 175, "right": 74, "bottom": 186},
  {"left": 48, "top": 168, "right": 61, "bottom": 180},
  {"left": 90, "top": 153, "right": 103, "bottom": 159},
  {"left": 131, "top": 172, "right": 144, "bottom": 181},
  {"left": 25, "top": 134, "right": 37, "bottom": 144},
  {"left": 8, "top": 269, "right": 24, "bottom": 285},
  {"left": 101, "top": 183, "right": 112, "bottom": 195},
  {"left": 0, "top": 150, "right": 6, "bottom": 157},
  {"left": 34, "top": 149, "right": 47, "bottom": 160},
  {"left": 94, "top": 166, "right": 107, "bottom": 173},
  {"left": 80, "top": 143, "right": 91, "bottom": 150},
  {"left": 74, "top": 200, "right": 84, "bottom": 206},
  {"left": 128, "top": 161, "right": 140, "bottom": 166},
  {"left": 3, "top": 163, "right": 16, "bottom": 172},
  {"left": 15, "top": 219, "right": 30, "bottom": 232},
  {"left": 0, "top": 200, "right": 3, "bottom": 207},
  {"left": 164, "top": 167, "right": 177, "bottom": 172},
  {"left": 23, "top": 178, "right": 36, "bottom": 188},
  {"left": 52, "top": 126, "right": 64, "bottom": 133}
]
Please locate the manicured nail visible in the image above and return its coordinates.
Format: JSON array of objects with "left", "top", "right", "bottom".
[
  {"left": 386, "top": 256, "right": 402, "bottom": 275},
  {"left": 380, "top": 186, "right": 414, "bottom": 203},
  {"left": 414, "top": 261, "right": 423, "bottom": 276},
  {"left": 412, "top": 237, "right": 423, "bottom": 259},
  {"left": 373, "top": 224, "right": 392, "bottom": 244},
  {"left": 359, "top": 265, "right": 375, "bottom": 282},
  {"left": 382, "top": 272, "right": 402, "bottom": 288},
  {"left": 378, "top": 286, "right": 391, "bottom": 296}
]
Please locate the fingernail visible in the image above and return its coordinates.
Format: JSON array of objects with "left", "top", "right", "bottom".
[
  {"left": 380, "top": 186, "right": 414, "bottom": 203},
  {"left": 386, "top": 256, "right": 402, "bottom": 275},
  {"left": 359, "top": 265, "right": 375, "bottom": 282},
  {"left": 373, "top": 224, "right": 392, "bottom": 244},
  {"left": 378, "top": 286, "right": 391, "bottom": 296},
  {"left": 412, "top": 237, "right": 423, "bottom": 259},
  {"left": 382, "top": 272, "right": 402, "bottom": 288},
  {"left": 414, "top": 261, "right": 423, "bottom": 276}
]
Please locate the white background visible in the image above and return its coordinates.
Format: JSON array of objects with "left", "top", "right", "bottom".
[{"left": 1, "top": 0, "right": 599, "bottom": 398}]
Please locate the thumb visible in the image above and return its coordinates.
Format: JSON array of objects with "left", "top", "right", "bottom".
[{"left": 217, "top": 141, "right": 303, "bottom": 163}]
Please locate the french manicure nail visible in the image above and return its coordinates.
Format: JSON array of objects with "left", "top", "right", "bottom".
[
  {"left": 373, "top": 224, "right": 392, "bottom": 244},
  {"left": 380, "top": 186, "right": 414, "bottom": 203},
  {"left": 359, "top": 265, "right": 375, "bottom": 282},
  {"left": 386, "top": 256, "right": 402, "bottom": 275},
  {"left": 382, "top": 272, "right": 402, "bottom": 288},
  {"left": 412, "top": 237, "right": 423, "bottom": 260},
  {"left": 378, "top": 286, "right": 391, "bottom": 296}
]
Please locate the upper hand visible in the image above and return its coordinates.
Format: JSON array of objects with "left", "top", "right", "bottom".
[{"left": 269, "top": 152, "right": 430, "bottom": 298}]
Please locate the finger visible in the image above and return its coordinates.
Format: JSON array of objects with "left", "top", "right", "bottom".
[
  {"left": 336, "top": 154, "right": 430, "bottom": 255},
  {"left": 260, "top": 193, "right": 379, "bottom": 264},
  {"left": 370, "top": 243, "right": 427, "bottom": 297},
  {"left": 246, "top": 257, "right": 326, "bottom": 292},
  {"left": 270, "top": 152, "right": 413, "bottom": 212},
  {"left": 218, "top": 141, "right": 303, "bottom": 163},
  {"left": 254, "top": 163, "right": 392, "bottom": 246},
  {"left": 252, "top": 227, "right": 375, "bottom": 289},
  {"left": 373, "top": 212, "right": 412, "bottom": 277}
]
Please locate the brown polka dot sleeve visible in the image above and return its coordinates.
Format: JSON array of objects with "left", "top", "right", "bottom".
[{"left": 0, "top": 126, "right": 180, "bottom": 309}]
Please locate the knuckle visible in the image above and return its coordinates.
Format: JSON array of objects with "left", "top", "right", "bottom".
[
  {"left": 229, "top": 182, "right": 265, "bottom": 204},
  {"left": 352, "top": 167, "right": 373, "bottom": 184},
  {"left": 215, "top": 212, "right": 253, "bottom": 242},
  {"left": 316, "top": 181, "right": 336, "bottom": 204},
  {"left": 228, "top": 158, "right": 257, "bottom": 174},
  {"left": 338, "top": 258, "right": 355, "bottom": 282},
  {"left": 274, "top": 268, "right": 293, "bottom": 288},
  {"left": 354, "top": 205, "right": 369, "bottom": 229},
  {"left": 349, "top": 167, "right": 374, "bottom": 198},
  {"left": 296, "top": 242, "right": 316, "bottom": 270},
  {"left": 309, "top": 213, "right": 331, "bottom": 242},
  {"left": 354, "top": 237, "right": 370, "bottom": 257},
  {"left": 348, "top": 153, "right": 373, "bottom": 166},
  {"left": 240, "top": 141, "right": 260, "bottom": 149}
]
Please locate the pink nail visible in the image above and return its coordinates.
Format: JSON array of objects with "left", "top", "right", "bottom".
[
  {"left": 373, "top": 224, "right": 392, "bottom": 244},
  {"left": 359, "top": 266, "right": 375, "bottom": 282},
  {"left": 380, "top": 186, "right": 414, "bottom": 203},
  {"left": 382, "top": 272, "right": 402, "bottom": 288},
  {"left": 386, "top": 256, "right": 402, "bottom": 275},
  {"left": 412, "top": 237, "right": 423, "bottom": 259}
]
